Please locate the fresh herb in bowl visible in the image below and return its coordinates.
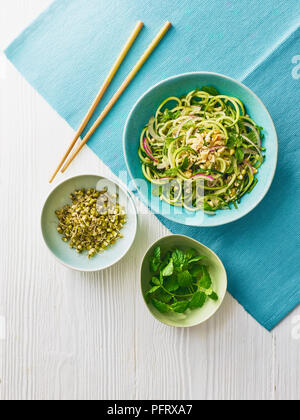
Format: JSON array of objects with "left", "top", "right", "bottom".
[{"left": 146, "top": 246, "right": 218, "bottom": 314}]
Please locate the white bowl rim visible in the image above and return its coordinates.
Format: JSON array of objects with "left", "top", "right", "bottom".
[
  {"left": 140, "top": 234, "right": 228, "bottom": 328},
  {"left": 123, "top": 71, "right": 278, "bottom": 227},
  {"left": 41, "top": 173, "right": 138, "bottom": 272}
]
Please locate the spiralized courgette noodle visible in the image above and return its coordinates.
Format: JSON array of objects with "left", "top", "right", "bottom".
[{"left": 138, "top": 87, "right": 265, "bottom": 214}]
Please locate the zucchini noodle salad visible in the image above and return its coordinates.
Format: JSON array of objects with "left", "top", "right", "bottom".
[{"left": 138, "top": 86, "right": 265, "bottom": 214}]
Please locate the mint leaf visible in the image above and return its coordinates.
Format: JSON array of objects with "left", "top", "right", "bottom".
[
  {"left": 147, "top": 286, "right": 161, "bottom": 295},
  {"left": 185, "top": 249, "right": 197, "bottom": 260},
  {"left": 151, "top": 260, "right": 160, "bottom": 273},
  {"left": 188, "top": 256, "right": 205, "bottom": 264},
  {"left": 179, "top": 156, "right": 189, "bottom": 172},
  {"left": 209, "top": 292, "right": 219, "bottom": 301},
  {"left": 227, "top": 134, "right": 243, "bottom": 149},
  {"left": 152, "top": 299, "right": 170, "bottom": 313},
  {"left": 189, "top": 292, "right": 207, "bottom": 309},
  {"left": 161, "top": 259, "right": 174, "bottom": 277},
  {"left": 152, "top": 277, "right": 161, "bottom": 286},
  {"left": 165, "top": 168, "right": 178, "bottom": 177},
  {"left": 199, "top": 266, "right": 212, "bottom": 289},
  {"left": 164, "top": 275, "right": 179, "bottom": 292},
  {"left": 177, "top": 270, "right": 193, "bottom": 288},
  {"left": 235, "top": 148, "right": 245, "bottom": 164},
  {"left": 154, "top": 246, "right": 161, "bottom": 260},
  {"left": 204, "top": 202, "right": 214, "bottom": 211},
  {"left": 163, "top": 136, "right": 181, "bottom": 156},
  {"left": 201, "top": 86, "right": 219, "bottom": 96},
  {"left": 160, "top": 272, "right": 164, "bottom": 284},
  {"left": 246, "top": 130, "right": 259, "bottom": 144},
  {"left": 172, "top": 249, "right": 186, "bottom": 268},
  {"left": 147, "top": 247, "right": 217, "bottom": 315},
  {"left": 150, "top": 246, "right": 161, "bottom": 272},
  {"left": 159, "top": 109, "right": 181, "bottom": 123},
  {"left": 171, "top": 301, "right": 189, "bottom": 313},
  {"left": 154, "top": 289, "right": 172, "bottom": 304},
  {"left": 226, "top": 134, "right": 236, "bottom": 148},
  {"left": 205, "top": 288, "right": 213, "bottom": 296},
  {"left": 190, "top": 264, "right": 203, "bottom": 277},
  {"left": 236, "top": 136, "right": 243, "bottom": 148}
]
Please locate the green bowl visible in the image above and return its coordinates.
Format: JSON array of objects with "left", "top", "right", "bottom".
[
  {"left": 141, "top": 235, "right": 227, "bottom": 327},
  {"left": 41, "top": 174, "right": 137, "bottom": 272}
]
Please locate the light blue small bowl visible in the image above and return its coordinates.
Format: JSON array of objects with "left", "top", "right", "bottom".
[
  {"left": 41, "top": 174, "right": 137, "bottom": 271},
  {"left": 123, "top": 72, "right": 278, "bottom": 227}
]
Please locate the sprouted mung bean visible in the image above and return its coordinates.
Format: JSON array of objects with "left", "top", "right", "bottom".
[{"left": 55, "top": 188, "right": 126, "bottom": 258}]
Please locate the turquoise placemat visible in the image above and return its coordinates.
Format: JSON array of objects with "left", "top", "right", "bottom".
[{"left": 5, "top": 0, "right": 300, "bottom": 330}]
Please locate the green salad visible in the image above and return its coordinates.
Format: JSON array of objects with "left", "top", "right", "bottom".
[
  {"left": 146, "top": 246, "right": 218, "bottom": 314},
  {"left": 138, "top": 86, "right": 265, "bottom": 214}
]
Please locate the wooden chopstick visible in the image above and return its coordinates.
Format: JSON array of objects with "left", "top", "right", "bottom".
[
  {"left": 49, "top": 21, "right": 144, "bottom": 183},
  {"left": 61, "top": 21, "right": 172, "bottom": 174}
]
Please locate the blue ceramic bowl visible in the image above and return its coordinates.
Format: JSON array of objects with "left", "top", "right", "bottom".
[
  {"left": 123, "top": 72, "right": 278, "bottom": 227},
  {"left": 41, "top": 174, "right": 137, "bottom": 271}
]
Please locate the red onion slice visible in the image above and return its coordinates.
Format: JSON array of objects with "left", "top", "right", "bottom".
[
  {"left": 143, "top": 138, "right": 158, "bottom": 163},
  {"left": 192, "top": 173, "right": 214, "bottom": 181}
]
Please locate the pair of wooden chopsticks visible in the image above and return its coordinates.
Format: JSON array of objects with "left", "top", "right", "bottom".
[{"left": 49, "top": 21, "right": 172, "bottom": 183}]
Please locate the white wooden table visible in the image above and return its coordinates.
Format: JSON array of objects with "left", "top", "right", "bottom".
[{"left": 0, "top": 0, "right": 299, "bottom": 401}]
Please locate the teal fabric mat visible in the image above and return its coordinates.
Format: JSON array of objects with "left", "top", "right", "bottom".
[{"left": 5, "top": 0, "right": 300, "bottom": 330}]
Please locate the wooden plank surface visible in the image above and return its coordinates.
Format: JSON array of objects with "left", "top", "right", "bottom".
[{"left": 0, "top": 0, "right": 299, "bottom": 401}]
